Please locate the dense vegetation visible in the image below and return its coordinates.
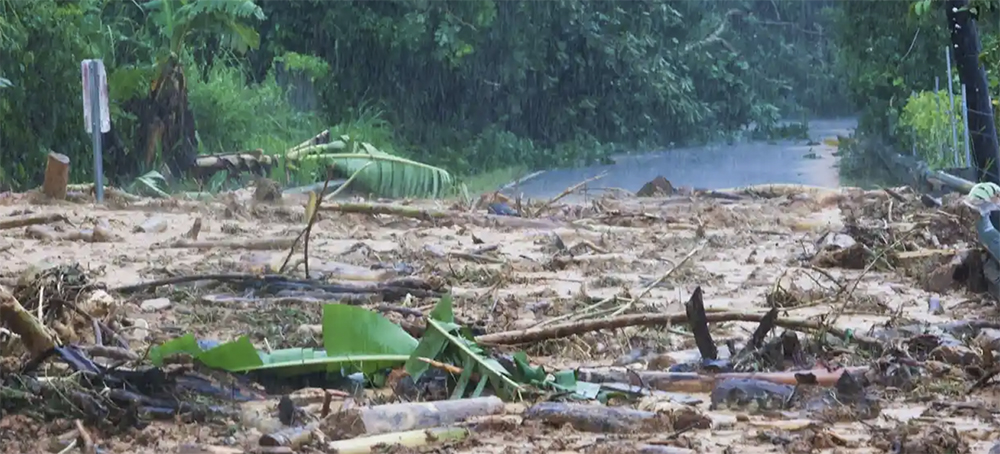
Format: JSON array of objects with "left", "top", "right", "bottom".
[
  {"left": 833, "top": 0, "right": 1000, "bottom": 184},
  {"left": 2, "top": 0, "right": 856, "bottom": 192}
]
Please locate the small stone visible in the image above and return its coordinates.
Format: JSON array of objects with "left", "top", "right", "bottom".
[
  {"left": 140, "top": 297, "right": 171, "bottom": 312},
  {"left": 127, "top": 318, "right": 149, "bottom": 342}
]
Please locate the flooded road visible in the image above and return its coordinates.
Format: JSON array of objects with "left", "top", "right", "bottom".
[{"left": 510, "top": 118, "right": 855, "bottom": 199}]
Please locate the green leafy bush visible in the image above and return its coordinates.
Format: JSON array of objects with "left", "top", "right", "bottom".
[
  {"left": 187, "top": 61, "right": 323, "bottom": 155},
  {"left": 898, "top": 90, "right": 966, "bottom": 169}
]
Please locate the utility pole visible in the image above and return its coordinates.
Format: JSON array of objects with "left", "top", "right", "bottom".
[{"left": 945, "top": 0, "right": 1000, "bottom": 226}]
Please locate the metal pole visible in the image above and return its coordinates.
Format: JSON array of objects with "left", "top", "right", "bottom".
[
  {"left": 963, "top": 83, "right": 973, "bottom": 167},
  {"left": 935, "top": 77, "right": 949, "bottom": 165},
  {"left": 947, "top": 46, "right": 961, "bottom": 165},
  {"left": 88, "top": 60, "right": 104, "bottom": 203}
]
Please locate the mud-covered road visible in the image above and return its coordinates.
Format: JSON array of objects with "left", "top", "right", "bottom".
[{"left": 512, "top": 118, "right": 854, "bottom": 199}]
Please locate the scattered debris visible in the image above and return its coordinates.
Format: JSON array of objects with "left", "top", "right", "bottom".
[{"left": 2, "top": 181, "right": 1000, "bottom": 453}]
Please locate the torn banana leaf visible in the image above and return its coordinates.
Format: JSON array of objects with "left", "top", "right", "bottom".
[
  {"left": 405, "top": 294, "right": 523, "bottom": 400},
  {"left": 149, "top": 303, "right": 418, "bottom": 376}
]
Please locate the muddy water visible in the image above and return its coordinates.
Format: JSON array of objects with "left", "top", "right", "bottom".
[{"left": 510, "top": 118, "right": 855, "bottom": 199}]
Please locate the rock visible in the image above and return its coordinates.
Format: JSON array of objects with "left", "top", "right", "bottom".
[
  {"left": 126, "top": 318, "right": 149, "bottom": 342},
  {"left": 636, "top": 176, "right": 675, "bottom": 197},
  {"left": 140, "top": 297, "right": 172, "bottom": 312}
]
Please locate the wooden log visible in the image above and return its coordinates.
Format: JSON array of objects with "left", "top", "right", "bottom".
[
  {"left": 0, "top": 284, "right": 56, "bottom": 356},
  {"left": 42, "top": 152, "right": 70, "bottom": 200},
  {"left": 314, "top": 396, "right": 503, "bottom": 441}
]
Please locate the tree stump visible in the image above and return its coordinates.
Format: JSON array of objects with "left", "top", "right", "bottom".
[{"left": 42, "top": 152, "right": 70, "bottom": 200}]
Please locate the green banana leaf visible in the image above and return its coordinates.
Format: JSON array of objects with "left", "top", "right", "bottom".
[
  {"left": 148, "top": 303, "right": 419, "bottom": 376},
  {"left": 289, "top": 135, "right": 453, "bottom": 199}
]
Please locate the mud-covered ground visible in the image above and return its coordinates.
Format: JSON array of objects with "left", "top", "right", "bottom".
[{"left": 2, "top": 183, "right": 1000, "bottom": 454}]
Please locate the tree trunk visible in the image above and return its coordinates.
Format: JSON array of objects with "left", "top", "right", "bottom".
[
  {"left": 41, "top": 152, "right": 70, "bottom": 200},
  {"left": 137, "top": 54, "right": 197, "bottom": 180}
]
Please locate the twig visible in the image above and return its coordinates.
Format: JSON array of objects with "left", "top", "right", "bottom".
[
  {"left": 74, "top": 420, "right": 96, "bottom": 454},
  {"left": 608, "top": 241, "right": 705, "bottom": 317},
  {"left": 280, "top": 162, "right": 373, "bottom": 275},
  {"left": 303, "top": 169, "right": 334, "bottom": 278},
  {"left": 533, "top": 172, "right": 607, "bottom": 217}
]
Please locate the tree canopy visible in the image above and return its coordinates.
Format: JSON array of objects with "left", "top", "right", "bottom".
[{"left": 0, "top": 0, "right": 935, "bottom": 192}]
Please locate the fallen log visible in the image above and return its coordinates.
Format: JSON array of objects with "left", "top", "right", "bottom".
[
  {"left": 260, "top": 396, "right": 502, "bottom": 446},
  {"left": 0, "top": 213, "right": 67, "bottom": 230},
  {"left": 325, "top": 427, "right": 469, "bottom": 454},
  {"left": 0, "top": 284, "right": 56, "bottom": 356},
  {"left": 475, "top": 309, "right": 880, "bottom": 349},
  {"left": 26, "top": 224, "right": 119, "bottom": 242},
  {"left": 576, "top": 366, "right": 866, "bottom": 394},
  {"left": 522, "top": 401, "right": 709, "bottom": 434},
  {"left": 153, "top": 237, "right": 298, "bottom": 250}
]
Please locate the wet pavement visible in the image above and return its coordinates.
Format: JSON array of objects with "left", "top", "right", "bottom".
[{"left": 508, "top": 118, "right": 855, "bottom": 200}]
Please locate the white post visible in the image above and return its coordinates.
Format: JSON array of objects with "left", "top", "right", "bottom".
[
  {"left": 947, "top": 47, "right": 961, "bottom": 166},
  {"left": 936, "top": 76, "right": 949, "bottom": 165},
  {"left": 962, "top": 84, "right": 972, "bottom": 167}
]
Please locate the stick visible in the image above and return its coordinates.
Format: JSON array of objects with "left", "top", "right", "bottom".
[
  {"left": 73, "top": 420, "right": 96, "bottom": 454},
  {"left": 0, "top": 213, "right": 67, "bottom": 230},
  {"left": 326, "top": 427, "right": 469, "bottom": 454},
  {"left": 533, "top": 172, "right": 606, "bottom": 217},
  {"left": 608, "top": 241, "right": 705, "bottom": 317},
  {"left": 475, "top": 307, "right": 881, "bottom": 349},
  {"left": 154, "top": 237, "right": 298, "bottom": 250},
  {"left": 279, "top": 162, "right": 371, "bottom": 275}
]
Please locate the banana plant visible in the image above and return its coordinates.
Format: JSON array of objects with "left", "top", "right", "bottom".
[
  {"left": 288, "top": 134, "right": 454, "bottom": 199},
  {"left": 136, "top": 0, "right": 265, "bottom": 176}
]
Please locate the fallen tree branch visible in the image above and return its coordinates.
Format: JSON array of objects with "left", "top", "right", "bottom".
[
  {"left": 0, "top": 213, "right": 68, "bottom": 230},
  {"left": 26, "top": 224, "right": 119, "bottom": 243},
  {"left": 576, "top": 366, "right": 867, "bottom": 394},
  {"left": 476, "top": 308, "right": 880, "bottom": 349},
  {"left": 533, "top": 172, "right": 606, "bottom": 217},
  {"left": 153, "top": 237, "right": 298, "bottom": 250},
  {"left": 0, "top": 284, "right": 57, "bottom": 357},
  {"left": 609, "top": 241, "right": 705, "bottom": 316}
]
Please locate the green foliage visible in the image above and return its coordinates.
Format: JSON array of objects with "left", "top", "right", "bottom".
[
  {"left": 275, "top": 51, "right": 330, "bottom": 80},
  {"left": 294, "top": 139, "right": 455, "bottom": 199},
  {"left": 1, "top": 0, "right": 852, "bottom": 192},
  {"left": 405, "top": 294, "right": 522, "bottom": 400},
  {"left": 899, "top": 90, "right": 966, "bottom": 168},
  {"left": 187, "top": 61, "right": 323, "bottom": 155}
]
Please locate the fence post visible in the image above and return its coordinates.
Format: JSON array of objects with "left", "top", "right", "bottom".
[
  {"left": 962, "top": 84, "right": 973, "bottom": 167},
  {"left": 936, "top": 76, "right": 948, "bottom": 165},
  {"left": 947, "top": 46, "right": 962, "bottom": 166}
]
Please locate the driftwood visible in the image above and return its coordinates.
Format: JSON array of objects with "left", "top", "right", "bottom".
[
  {"left": 26, "top": 224, "right": 118, "bottom": 242},
  {"left": 321, "top": 202, "right": 569, "bottom": 230},
  {"left": 0, "top": 213, "right": 67, "bottom": 230},
  {"left": 42, "top": 152, "right": 70, "bottom": 200},
  {"left": 576, "top": 367, "right": 866, "bottom": 394},
  {"left": 0, "top": 284, "right": 56, "bottom": 356},
  {"left": 325, "top": 427, "right": 469, "bottom": 454},
  {"left": 475, "top": 308, "right": 880, "bottom": 349},
  {"left": 259, "top": 396, "right": 501, "bottom": 446},
  {"left": 522, "top": 402, "right": 696, "bottom": 434},
  {"left": 154, "top": 237, "right": 297, "bottom": 250}
]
